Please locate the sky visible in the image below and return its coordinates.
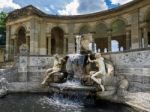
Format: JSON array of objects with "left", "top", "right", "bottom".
[{"left": 0, "top": 0, "right": 133, "bottom": 15}]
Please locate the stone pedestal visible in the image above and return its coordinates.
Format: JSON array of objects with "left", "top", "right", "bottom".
[
  {"left": 68, "top": 34, "right": 75, "bottom": 54},
  {"left": 18, "top": 44, "right": 29, "bottom": 82}
]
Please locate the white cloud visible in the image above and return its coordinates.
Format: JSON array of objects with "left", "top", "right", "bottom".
[
  {"left": 50, "top": 5, "right": 55, "bottom": 10},
  {"left": 78, "top": 0, "right": 108, "bottom": 14},
  {"left": 99, "top": 0, "right": 108, "bottom": 10},
  {"left": 0, "top": 0, "right": 21, "bottom": 9},
  {"left": 58, "top": 0, "right": 79, "bottom": 15},
  {"left": 111, "top": 0, "right": 133, "bottom": 5},
  {"left": 44, "top": 7, "right": 50, "bottom": 12}
]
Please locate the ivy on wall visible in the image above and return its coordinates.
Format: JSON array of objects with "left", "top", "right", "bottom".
[{"left": 0, "top": 12, "right": 7, "bottom": 46}]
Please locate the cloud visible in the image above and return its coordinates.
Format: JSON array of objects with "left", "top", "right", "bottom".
[
  {"left": 58, "top": 0, "right": 79, "bottom": 15},
  {"left": 0, "top": 0, "right": 21, "bottom": 11},
  {"left": 58, "top": 0, "right": 108, "bottom": 15},
  {"left": 111, "top": 0, "right": 133, "bottom": 5},
  {"left": 77, "top": 0, "right": 108, "bottom": 14},
  {"left": 44, "top": 7, "right": 50, "bottom": 12}
]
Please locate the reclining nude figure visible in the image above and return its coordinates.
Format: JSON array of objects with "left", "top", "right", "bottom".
[
  {"left": 88, "top": 53, "right": 106, "bottom": 91},
  {"left": 41, "top": 54, "right": 65, "bottom": 86}
]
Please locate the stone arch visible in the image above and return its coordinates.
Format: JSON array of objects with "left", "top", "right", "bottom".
[
  {"left": 94, "top": 22, "right": 108, "bottom": 52},
  {"left": 111, "top": 19, "right": 127, "bottom": 51},
  {"left": 79, "top": 25, "right": 91, "bottom": 34},
  {"left": 15, "top": 25, "right": 27, "bottom": 35},
  {"left": 16, "top": 26, "right": 27, "bottom": 53},
  {"left": 94, "top": 22, "right": 108, "bottom": 38},
  {"left": 144, "top": 7, "right": 150, "bottom": 22},
  {"left": 111, "top": 40, "right": 119, "bottom": 52},
  {"left": 56, "top": 25, "right": 67, "bottom": 34},
  {"left": 111, "top": 19, "right": 126, "bottom": 35},
  {"left": 51, "top": 27, "right": 64, "bottom": 55},
  {"left": 144, "top": 8, "right": 150, "bottom": 46}
]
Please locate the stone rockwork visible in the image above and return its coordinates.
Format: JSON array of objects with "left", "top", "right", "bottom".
[
  {"left": 0, "top": 78, "right": 8, "bottom": 97},
  {"left": 101, "top": 49, "right": 150, "bottom": 112}
]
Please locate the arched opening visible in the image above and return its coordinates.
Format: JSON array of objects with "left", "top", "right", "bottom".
[
  {"left": 111, "top": 40, "right": 119, "bottom": 52},
  {"left": 51, "top": 27, "right": 64, "bottom": 55},
  {"left": 79, "top": 25, "right": 90, "bottom": 34},
  {"left": 111, "top": 20, "right": 126, "bottom": 51},
  {"left": 17, "top": 27, "right": 26, "bottom": 53},
  {"left": 146, "top": 11, "right": 150, "bottom": 47},
  {"left": 94, "top": 23, "right": 108, "bottom": 52}
]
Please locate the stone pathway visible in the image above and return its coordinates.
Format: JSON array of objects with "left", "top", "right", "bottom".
[{"left": 125, "top": 92, "right": 150, "bottom": 112}]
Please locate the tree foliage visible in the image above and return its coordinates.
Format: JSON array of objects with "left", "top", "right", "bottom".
[{"left": 0, "top": 12, "right": 7, "bottom": 46}]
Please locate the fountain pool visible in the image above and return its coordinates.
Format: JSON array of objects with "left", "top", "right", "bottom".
[{"left": 0, "top": 93, "right": 137, "bottom": 112}]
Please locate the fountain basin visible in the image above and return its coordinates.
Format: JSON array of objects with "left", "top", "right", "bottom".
[{"left": 49, "top": 83, "right": 96, "bottom": 96}]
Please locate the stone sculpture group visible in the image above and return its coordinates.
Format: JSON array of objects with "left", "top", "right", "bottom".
[{"left": 41, "top": 35, "right": 129, "bottom": 95}]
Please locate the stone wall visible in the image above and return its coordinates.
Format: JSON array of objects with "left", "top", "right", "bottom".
[
  {"left": 17, "top": 56, "right": 53, "bottom": 83},
  {"left": 0, "top": 49, "right": 4, "bottom": 63},
  {"left": 27, "top": 56, "right": 53, "bottom": 82},
  {"left": 14, "top": 49, "right": 150, "bottom": 93},
  {"left": 15, "top": 50, "right": 150, "bottom": 92},
  {"left": 103, "top": 49, "right": 150, "bottom": 92},
  {"left": 4, "top": 49, "right": 149, "bottom": 95}
]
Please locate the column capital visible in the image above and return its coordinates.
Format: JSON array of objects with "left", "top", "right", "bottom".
[
  {"left": 139, "top": 22, "right": 147, "bottom": 28},
  {"left": 11, "top": 34, "right": 17, "bottom": 39},
  {"left": 64, "top": 34, "right": 69, "bottom": 38},
  {"left": 46, "top": 33, "right": 51, "bottom": 37},
  {"left": 107, "top": 29, "right": 112, "bottom": 35},
  {"left": 26, "top": 31, "right": 30, "bottom": 37},
  {"left": 68, "top": 33, "right": 74, "bottom": 36},
  {"left": 126, "top": 30, "right": 130, "bottom": 36}
]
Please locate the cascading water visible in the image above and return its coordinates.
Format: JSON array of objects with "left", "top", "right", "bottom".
[
  {"left": 48, "top": 53, "right": 95, "bottom": 110},
  {"left": 48, "top": 36, "right": 96, "bottom": 107},
  {"left": 66, "top": 54, "right": 85, "bottom": 80},
  {"left": 49, "top": 53, "right": 96, "bottom": 100}
]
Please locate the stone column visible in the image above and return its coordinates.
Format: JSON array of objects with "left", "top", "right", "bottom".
[
  {"left": 9, "top": 34, "right": 16, "bottom": 58},
  {"left": 68, "top": 34, "right": 75, "bottom": 54},
  {"left": 47, "top": 34, "right": 51, "bottom": 55},
  {"left": 138, "top": 28, "right": 142, "bottom": 48},
  {"left": 63, "top": 35, "right": 67, "bottom": 55},
  {"left": 6, "top": 26, "right": 10, "bottom": 60},
  {"left": 30, "top": 19, "right": 35, "bottom": 55},
  {"left": 9, "top": 38, "right": 14, "bottom": 60},
  {"left": 26, "top": 33, "right": 30, "bottom": 53},
  {"left": 131, "top": 11, "right": 140, "bottom": 49},
  {"left": 12, "top": 35, "right": 17, "bottom": 56},
  {"left": 39, "top": 21, "right": 47, "bottom": 55},
  {"left": 107, "top": 30, "right": 112, "bottom": 52},
  {"left": 18, "top": 47, "right": 29, "bottom": 82},
  {"left": 30, "top": 18, "right": 39, "bottom": 55},
  {"left": 143, "top": 27, "right": 148, "bottom": 48},
  {"left": 126, "top": 30, "right": 131, "bottom": 50}
]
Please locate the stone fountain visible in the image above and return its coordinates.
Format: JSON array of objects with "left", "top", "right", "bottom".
[
  {"left": 1, "top": 35, "right": 149, "bottom": 112},
  {"left": 45, "top": 34, "right": 129, "bottom": 99}
]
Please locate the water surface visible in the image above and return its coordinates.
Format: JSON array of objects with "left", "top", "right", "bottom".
[{"left": 0, "top": 93, "right": 136, "bottom": 112}]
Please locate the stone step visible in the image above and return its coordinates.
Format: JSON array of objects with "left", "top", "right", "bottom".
[
  {"left": 8, "top": 82, "right": 48, "bottom": 93},
  {"left": 96, "top": 86, "right": 116, "bottom": 97},
  {"left": 49, "top": 83, "right": 96, "bottom": 96},
  {"left": 28, "top": 73, "right": 42, "bottom": 82}
]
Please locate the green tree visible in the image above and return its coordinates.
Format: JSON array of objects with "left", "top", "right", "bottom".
[{"left": 0, "top": 12, "right": 7, "bottom": 46}]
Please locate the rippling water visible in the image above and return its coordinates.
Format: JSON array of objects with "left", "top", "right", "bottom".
[{"left": 0, "top": 93, "right": 136, "bottom": 112}]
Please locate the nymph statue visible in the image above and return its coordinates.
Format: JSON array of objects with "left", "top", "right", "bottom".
[
  {"left": 88, "top": 53, "right": 106, "bottom": 91},
  {"left": 41, "top": 54, "right": 67, "bottom": 86}
]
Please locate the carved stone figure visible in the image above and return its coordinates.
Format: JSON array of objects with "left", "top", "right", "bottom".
[
  {"left": 88, "top": 53, "right": 106, "bottom": 91},
  {"left": 41, "top": 54, "right": 67, "bottom": 86},
  {"left": 0, "top": 78, "right": 8, "bottom": 97},
  {"left": 80, "top": 34, "right": 93, "bottom": 52}
]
